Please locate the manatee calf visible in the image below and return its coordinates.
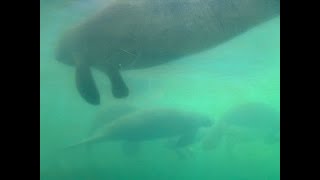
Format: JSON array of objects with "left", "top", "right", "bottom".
[
  {"left": 55, "top": 0, "right": 280, "bottom": 105},
  {"left": 65, "top": 108, "right": 213, "bottom": 152},
  {"left": 203, "top": 102, "right": 280, "bottom": 151}
]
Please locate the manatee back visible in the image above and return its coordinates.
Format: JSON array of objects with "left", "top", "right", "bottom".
[
  {"left": 106, "top": 108, "right": 211, "bottom": 141},
  {"left": 57, "top": 0, "right": 280, "bottom": 70},
  {"left": 89, "top": 103, "right": 137, "bottom": 134}
]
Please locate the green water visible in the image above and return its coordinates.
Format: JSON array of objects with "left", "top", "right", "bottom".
[{"left": 40, "top": 1, "right": 280, "bottom": 179}]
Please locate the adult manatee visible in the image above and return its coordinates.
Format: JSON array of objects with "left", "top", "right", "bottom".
[{"left": 55, "top": 0, "right": 280, "bottom": 105}]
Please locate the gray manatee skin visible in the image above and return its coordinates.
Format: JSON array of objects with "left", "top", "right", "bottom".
[
  {"left": 89, "top": 103, "right": 137, "bottom": 135},
  {"left": 66, "top": 108, "right": 213, "bottom": 149},
  {"left": 203, "top": 102, "right": 280, "bottom": 151},
  {"left": 221, "top": 102, "right": 280, "bottom": 135},
  {"left": 55, "top": 0, "right": 280, "bottom": 105}
]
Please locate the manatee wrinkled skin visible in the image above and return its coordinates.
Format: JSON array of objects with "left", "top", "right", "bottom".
[{"left": 55, "top": 0, "right": 280, "bottom": 105}]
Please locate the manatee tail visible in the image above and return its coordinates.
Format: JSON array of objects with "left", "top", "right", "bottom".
[
  {"left": 63, "top": 134, "right": 106, "bottom": 151},
  {"left": 63, "top": 138, "right": 92, "bottom": 151}
]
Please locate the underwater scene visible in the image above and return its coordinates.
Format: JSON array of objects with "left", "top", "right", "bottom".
[{"left": 40, "top": 0, "right": 280, "bottom": 179}]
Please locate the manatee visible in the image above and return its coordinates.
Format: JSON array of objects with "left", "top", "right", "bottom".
[
  {"left": 203, "top": 102, "right": 280, "bottom": 151},
  {"left": 221, "top": 103, "right": 279, "bottom": 133},
  {"left": 89, "top": 103, "right": 137, "bottom": 135},
  {"left": 55, "top": 0, "right": 280, "bottom": 105},
  {"left": 65, "top": 108, "right": 213, "bottom": 152}
]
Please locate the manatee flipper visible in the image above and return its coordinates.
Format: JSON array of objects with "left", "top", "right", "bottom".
[
  {"left": 164, "top": 138, "right": 194, "bottom": 160},
  {"left": 106, "top": 67, "right": 129, "bottom": 98},
  {"left": 75, "top": 61, "right": 100, "bottom": 105},
  {"left": 121, "top": 141, "right": 140, "bottom": 156}
]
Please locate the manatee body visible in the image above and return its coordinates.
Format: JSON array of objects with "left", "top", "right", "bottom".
[
  {"left": 55, "top": 0, "right": 280, "bottom": 105},
  {"left": 221, "top": 103, "right": 280, "bottom": 134},
  {"left": 89, "top": 103, "right": 137, "bottom": 135},
  {"left": 66, "top": 108, "right": 213, "bottom": 149},
  {"left": 203, "top": 102, "right": 280, "bottom": 151}
]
